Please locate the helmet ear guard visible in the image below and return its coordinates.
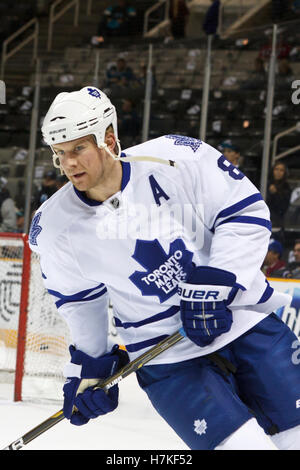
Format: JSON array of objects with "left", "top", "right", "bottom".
[{"left": 52, "top": 152, "right": 65, "bottom": 175}]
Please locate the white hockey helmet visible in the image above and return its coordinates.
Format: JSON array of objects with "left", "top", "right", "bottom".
[{"left": 42, "top": 86, "right": 119, "bottom": 157}]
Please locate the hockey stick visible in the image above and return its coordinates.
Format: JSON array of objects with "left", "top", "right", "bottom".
[{"left": 3, "top": 329, "right": 184, "bottom": 450}]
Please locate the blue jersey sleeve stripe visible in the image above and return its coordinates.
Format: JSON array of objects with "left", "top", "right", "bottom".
[
  {"left": 125, "top": 335, "right": 169, "bottom": 353},
  {"left": 114, "top": 305, "right": 180, "bottom": 329},
  {"left": 257, "top": 281, "right": 274, "bottom": 304},
  {"left": 54, "top": 287, "right": 107, "bottom": 308},
  {"left": 47, "top": 282, "right": 106, "bottom": 301},
  {"left": 212, "top": 193, "right": 263, "bottom": 230},
  {"left": 216, "top": 215, "right": 272, "bottom": 232}
]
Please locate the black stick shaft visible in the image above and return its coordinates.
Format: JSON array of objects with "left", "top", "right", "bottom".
[{"left": 3, "top": 329, "right": 184, "bottom": 450}]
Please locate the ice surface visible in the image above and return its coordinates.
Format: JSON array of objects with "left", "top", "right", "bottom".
[{"left": 0, "top": 373, "right": 187, "bottom": 450}]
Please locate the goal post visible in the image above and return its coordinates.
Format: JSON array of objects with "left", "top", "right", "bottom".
[{"left": 14, "top": 232, "right": 30, "bottom": 401}]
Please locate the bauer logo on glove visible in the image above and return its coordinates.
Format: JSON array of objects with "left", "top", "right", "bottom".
[
  {"left": 178, "top": 266, "right": 237, "bottom": 347},
  {"left": 178, "top": 285, "right": 232, "bottom": 301}
]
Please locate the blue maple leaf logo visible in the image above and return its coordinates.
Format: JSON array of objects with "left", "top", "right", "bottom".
[
  {"left": 165, "top": 135, "right": 202, "bottom": 153},
  {"left": 129, "top": 239, "right": 193, "bottom": 303},
  {"left": 87, "top": 87, "right": 101, "bottom": 98},
  {"left": 29, "top": 212, "right": 42, "bottom": 246}
]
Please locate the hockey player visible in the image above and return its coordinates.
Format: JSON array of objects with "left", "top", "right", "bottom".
[{"left": 29, "top": 86, "right": 300, "bottom": 450}]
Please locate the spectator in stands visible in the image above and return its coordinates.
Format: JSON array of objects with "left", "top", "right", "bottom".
[
  {"left": 266, "top": 162, "right": 291, "bottom": 229},
  {"left": 218, "top": 140, "right": 244, "bottom": 168},
  {"left": 292, "top": 240, "right": 300, "bottom": 264},
  {"left": 169, "top": 0, "right": 190, "bottom": 39},
  {"left": 203, "top": 0, "right": 220, "bottom": 36},
  {"left": 33, "top": 170, "right": 58, "bottom": 211},
  {"left": 97, "top": 0, "right": 137, "bottom": 39},
  {"left": 262, "top": 239, "right": 286, "bottom": 278},
  {"left": 0, "top": 177, "right": 17, "bottom": 233},
  {"left": 280, "top": 239, "right": 300, "bottom": 279},
  {"left": 219, "top": 140, "right": 259, "bottom": 186},
  {"left": 106, "top": 58, "right": 137, "bottom": 89},
  {"left": 118, "top": 98, "right": 141, "bottom": 148}
]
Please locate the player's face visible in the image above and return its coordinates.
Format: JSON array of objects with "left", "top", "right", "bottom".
[{"left": 53, "top": 135, "right": 116, "bottom": 194}]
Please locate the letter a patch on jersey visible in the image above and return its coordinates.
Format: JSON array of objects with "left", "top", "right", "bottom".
[{"left": 149, "top": 175, "right": 170, "bottom": 206}]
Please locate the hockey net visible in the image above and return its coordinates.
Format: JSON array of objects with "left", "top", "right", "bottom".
[{"left": 0, "top": 232, "right": 71, "bottom": 403}]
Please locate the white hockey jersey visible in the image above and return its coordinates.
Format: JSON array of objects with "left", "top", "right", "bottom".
[{"left": 29, "top": 135, "right": 291, "bottom": 364}]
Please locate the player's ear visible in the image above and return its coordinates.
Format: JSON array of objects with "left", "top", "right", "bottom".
[{"left": 105, "top": 130, "right": 117, "bottom": 153}]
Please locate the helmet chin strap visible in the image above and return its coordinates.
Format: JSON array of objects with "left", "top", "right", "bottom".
[{"left": 99, "top": 140, "right": 122, "bottom": 160}]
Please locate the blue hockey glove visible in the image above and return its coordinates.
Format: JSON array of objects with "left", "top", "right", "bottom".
[
  {"left": 178, "top": 266, "right": 236, "bottom": 347},
  {"left": 63, "top": 344, "right": 129, "bottom": 426}
]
